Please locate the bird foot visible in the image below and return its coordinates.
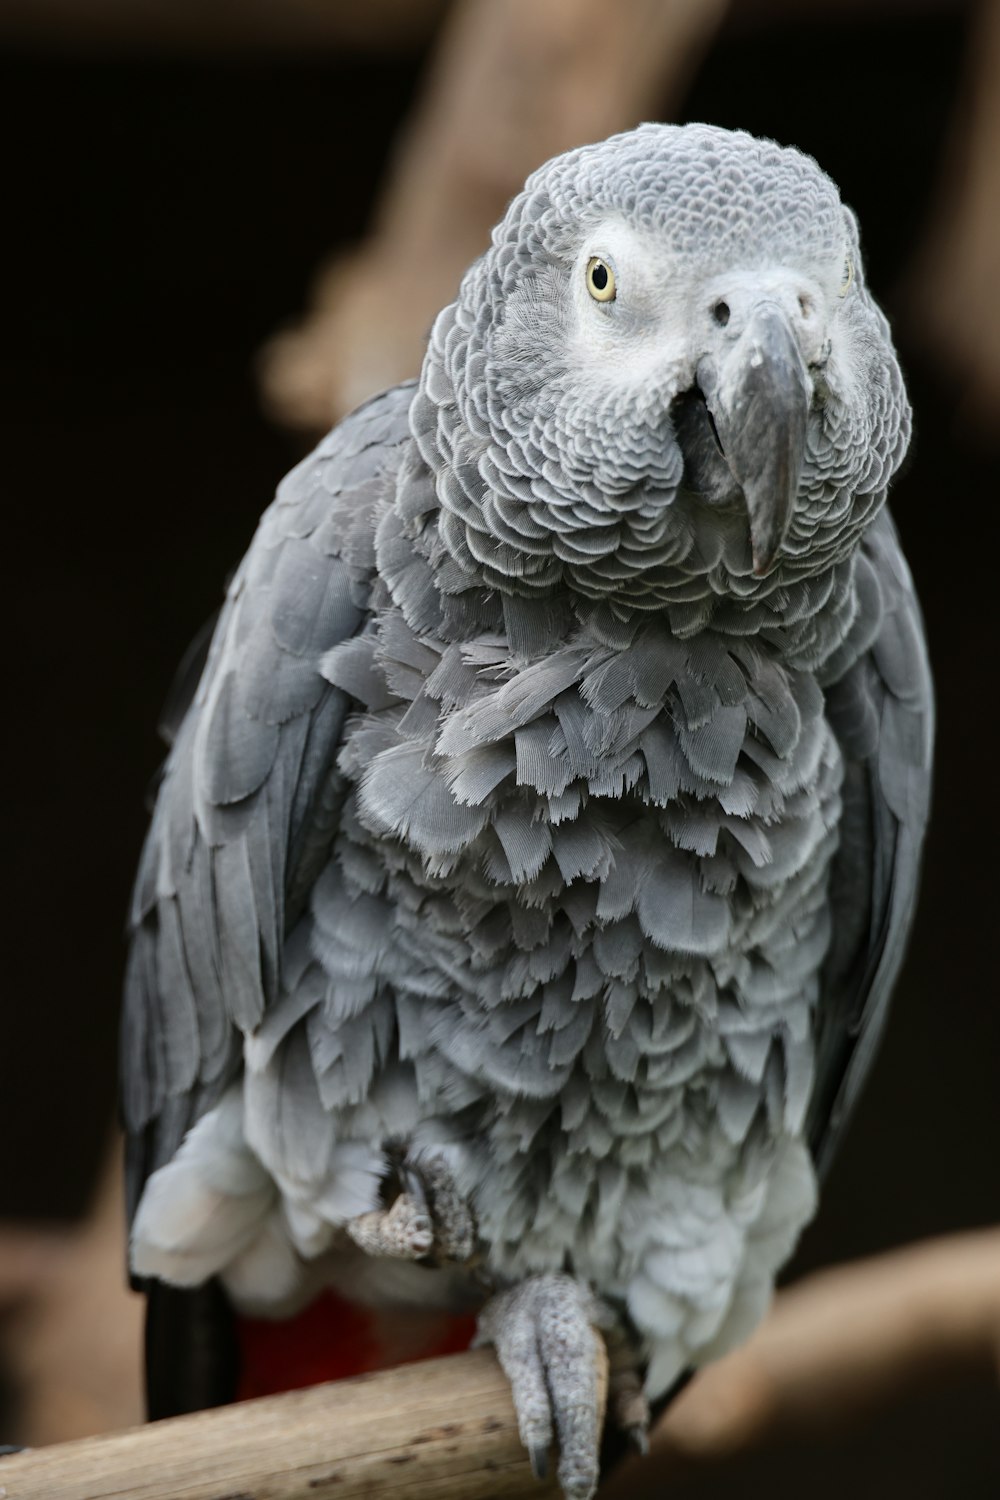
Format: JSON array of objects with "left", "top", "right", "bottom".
[
  {"left": 346, "top": 1149, "right": 476, "bottom": 1265},
  {"left": 477, "top": 1274, "right": 609, "bottom": 1500},
  {"left": 346, "top": 1192, "right": 433, "bottom": 1259}
]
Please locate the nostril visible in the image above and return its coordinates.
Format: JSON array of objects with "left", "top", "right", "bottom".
[
  {"left": 798, "top": 294, "right": 813, "bottom": 318},
  {"left": 713, "top": 300, "right": 730, "bottom": 327}
]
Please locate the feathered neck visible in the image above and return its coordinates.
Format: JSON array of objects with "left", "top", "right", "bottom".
[{"left": 393, "top": 302, "right": 886, "bottom": 672}]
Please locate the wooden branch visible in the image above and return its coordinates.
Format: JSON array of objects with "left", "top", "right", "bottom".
[
  {"left": 1, "top": 1229, "right": 995, "bottom": 1497},
  {"left": 0, "top": 1343, "right": 607, "bottom": 1500}
]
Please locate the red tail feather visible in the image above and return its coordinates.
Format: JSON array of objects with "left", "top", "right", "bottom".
[{"left": 236, "top": 1289, "right": 477, "bottom": 1400}]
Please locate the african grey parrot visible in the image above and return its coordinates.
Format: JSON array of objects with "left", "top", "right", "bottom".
[{"left": 124, "top": 123, "right": 932, "bottom": 1498}]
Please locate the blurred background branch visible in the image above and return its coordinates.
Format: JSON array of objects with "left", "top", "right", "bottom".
[
  {"left": 603, "top": 1227, "right": 1000, "bottom": 1495},
  {"left": 902, "top": 0, "right": 1000, "bottom": 425},
  {"left": 0, "top": 0, "right": 449, "bottom": 55},
  {"left": 250, "top": 0, "right": 998, "bottom": 433},
  {"left": 0, "top": 1143, "right": 143, "bottom": 1446},
  {"left": 258, "top": 0, "right": 728, "bottom": 427}
]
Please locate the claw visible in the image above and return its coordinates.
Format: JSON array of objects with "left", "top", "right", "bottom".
[
  {"left": 630, "top": 1426, "right": 650, "bottom": 1457},
  {"left": 529, "top": 1442, "right": 549, "bottom": 1481}
]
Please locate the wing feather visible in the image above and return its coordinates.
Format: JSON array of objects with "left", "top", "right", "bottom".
[
  {"left": 122, "top": 385, "right": 415, "bottom": 1223},
  {"left": 808, "top": 511, "right": 934, "bottom": 1174}
]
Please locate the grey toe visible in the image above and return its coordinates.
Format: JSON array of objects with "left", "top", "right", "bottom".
[{"left": 479, "top": 1275, "right": 603, "bottom": 1500}]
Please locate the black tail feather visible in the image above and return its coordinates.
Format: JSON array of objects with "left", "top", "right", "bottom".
[{"left": 144, "top": 1279, "right": 239, "bottom": 1420}]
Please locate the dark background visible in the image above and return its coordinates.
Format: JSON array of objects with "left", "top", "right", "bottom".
[{"left": 1, "top": 5, "right": 997, "bottom": 1494}]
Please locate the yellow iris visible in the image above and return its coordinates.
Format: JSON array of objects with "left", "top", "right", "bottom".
[{"left": 586, "top": 257, "right": 616, "bottom": 302}]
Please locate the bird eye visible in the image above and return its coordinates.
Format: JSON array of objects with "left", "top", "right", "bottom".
[
  {"left": 586, "top": 257, "right": 616, "bottom": 302},
  {"left": 839, "top": 255, "right": 854, "bottom": 296}
]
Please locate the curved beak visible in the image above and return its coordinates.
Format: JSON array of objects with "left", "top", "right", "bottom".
[{"left": 698, "top": 302, "right": 811, "bottom": 575}]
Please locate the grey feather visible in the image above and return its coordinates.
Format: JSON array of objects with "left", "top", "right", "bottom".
[
  {"left": 808, "top": 514, "right": 933, "bottom": 1172},
  {"left": 199, "top": 672, "right": 281, "bottom": 806},
  {"left": 358, "top": 740, "right": 490, "bottom": 858},
  {"left": 123, "top": 384, "right": 414, "bottom": 1222},
  {"left": 637, "top": 848, "right": 731, "bottom": 956}
]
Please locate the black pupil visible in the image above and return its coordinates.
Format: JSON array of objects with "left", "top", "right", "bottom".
[{"left": 591, "top": 262, "right": 608, "bottom": 291}]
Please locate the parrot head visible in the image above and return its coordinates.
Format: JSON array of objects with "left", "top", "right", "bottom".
[{"left": 425, "top": 123, "right": 910, "bottom": 610}]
